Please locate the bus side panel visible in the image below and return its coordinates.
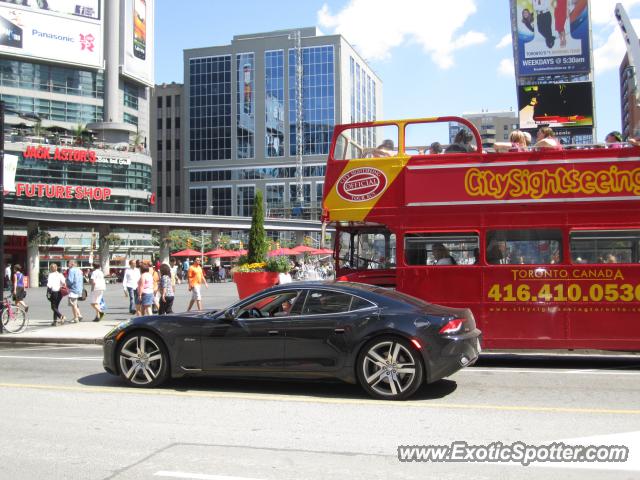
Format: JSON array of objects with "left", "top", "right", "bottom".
[
  {"left": 396, "top": 265, "right": 482, "bottom": 319},
  {"left": 567, "top": 265, "right": 640, "bottom": 350},
  {"left": 481, "top": 267, "right": 568, "bottom": 349}
]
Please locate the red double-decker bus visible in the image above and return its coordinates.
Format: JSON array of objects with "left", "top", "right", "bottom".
[{"left": 322, "top": 117, "right": 640, "bottom": 351}]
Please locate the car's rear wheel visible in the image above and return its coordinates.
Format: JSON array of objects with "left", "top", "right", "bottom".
[
  {"left": 117, "top": 332, "right": 169, "bottom": 387},
  {"left": 357, "top": 336, "right": 424, "bottom": 400}
]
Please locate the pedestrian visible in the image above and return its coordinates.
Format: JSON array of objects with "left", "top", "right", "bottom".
[
  {"left": 46, "top": 263, "right": 66, "bottom": 325},
  {"left": 182, "top": 259, "right": 189, "bottom": 281},
  {"left": 122, "top": 259, "right": 140, "bottom": 314},
  {"left": 187, "top": 257, "right": 208, "bottom": 311},
  {"left": 137, "top": 262, "right": 155, "bottom": 316},
  {"left": 4, "top": 263, "right": 11, "bottom": 291},
  {"left": 152, "top": 261, "right": 161, "bottom": 313},
  {"left": 158, "top": 263, "right": 175, "bottom": 315},
  {"left": 11, "top": 264, "right": 28, "bottom": 311},
  {"left": 66, "top": 260, "right": 84, "bottom": 322},
  {"left": 170, "top": 258, "right": 181, "bottom": 285},
  {"left": 89, "top": 262, "right": 106, "bottom": 322}
]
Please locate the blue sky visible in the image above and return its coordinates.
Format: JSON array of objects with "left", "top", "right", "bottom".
[{"left": 155, "top": 0, "right": 640, "bottom": 141}]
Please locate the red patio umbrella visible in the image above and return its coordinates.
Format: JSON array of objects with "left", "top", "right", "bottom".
[
  {"left": 309, "top": 248, "right": 334, "bottom": 255},
  {"left": 203, "top": 248, "right": 230, "bottom": 257},
  {"left": 268, "top": 247, "right": 297, "bottom": 256},
  {"left": 291, "top": 245, "right": 317, "bottom": 254},
  {"left": 224, "top": 249, "right": 246, "bottom": 258},
  {"left": 170, "top": 249, "right": 202, "bottom": 257}
]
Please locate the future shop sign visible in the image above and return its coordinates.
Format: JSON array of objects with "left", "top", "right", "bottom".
[{"left": 336, "top": 167, "right": 387, "bottom": 202}]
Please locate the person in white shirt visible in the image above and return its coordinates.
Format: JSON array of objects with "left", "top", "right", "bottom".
[
  {"left": 46, "top": 263, "right": 66, "bottom": 326},
  {"left": 122, "top": 259, "right": 141, "bottom": 314},
  {"left": 89, "top": 263, "right": 107, "bottom": 322}
]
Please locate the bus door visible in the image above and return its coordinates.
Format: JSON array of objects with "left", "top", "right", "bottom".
[
  {"left": 567, "top": 229, "right": 640, "bottom": 350},
  {"left": 397, "top": 231, "right": 482, "bottom": 313},
  {"left": 481, "top": 228, "right": 568, "bottom": 349},
  {"left": 335, "top": 228, "right": 396, "bottom": 288}
]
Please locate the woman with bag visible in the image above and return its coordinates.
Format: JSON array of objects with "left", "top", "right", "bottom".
[
  {"left": 158, "top": 263, "right": 174, "bottom": 315},
  {"left": 46, "top": 263, "right": 67, "bottom": 326},
  {"left": 12, "top": 264, "right": 28, "bottom": 312}
]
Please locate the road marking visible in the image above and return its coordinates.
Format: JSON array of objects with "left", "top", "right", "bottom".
[
  {"left": 466, "top": 367, "right": 640, "bottom": 376},
  {"left": 0, "top": 355, "right": 101, "bottom": 361},
  {"left": 155, "top": 472, "right": 264, "bottom": 480},
  {"left": 0, "top": 382, "right": 639, "bottom": 416}
]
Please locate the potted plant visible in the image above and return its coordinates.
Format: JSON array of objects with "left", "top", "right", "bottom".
[{"left": 232, "top": 191, "right": 284, "bottom": 299}]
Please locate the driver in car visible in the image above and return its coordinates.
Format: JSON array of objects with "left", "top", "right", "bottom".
[{"left": 272, "top": 299, "right": 292, "bottom": 317}]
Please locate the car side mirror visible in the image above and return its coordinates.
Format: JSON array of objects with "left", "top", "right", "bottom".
[{"left": 224, "top": 308, "right": 238, "bottom": 321}]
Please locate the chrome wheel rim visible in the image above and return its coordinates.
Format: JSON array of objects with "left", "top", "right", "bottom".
[
  {"left": 118, "top": 335, "right": 163, "bottom": 385},
  {"left": 362, "top": 341, "right": 417, "bottom": 397}
]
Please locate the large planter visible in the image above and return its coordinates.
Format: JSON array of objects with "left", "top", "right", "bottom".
[{"left": 233, "top": 271, "right": 279, "bottom": 299}]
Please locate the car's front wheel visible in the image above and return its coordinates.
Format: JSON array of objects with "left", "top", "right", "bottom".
[
  {"left": 357, "top": 336, "right": 424, "bottom": 400},
  {"left": 117, "top": 332, "right": 169, "bottom": 387}
]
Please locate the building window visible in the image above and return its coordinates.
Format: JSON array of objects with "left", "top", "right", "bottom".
[
  {"left": 189, "top": 55, "right": 232, "bottom": 161},
  {"left": 166, "top": 139, "right": 171, "bottom": 150},
  {"left": 237, "top": 52, "right": 255, "bottom": 159},
  {"left": 237, "top": 185, "right": 255, "bottom": 217},
  {"left": 266, "top": 184, "right": 285, "bottom": 215},
  {"left": 157, "top": 140, "right": 162, "bottom": 151},
  {"left": 190, "top": 188, "right": 207, "bottom": 214},
  {"left": 211, "top": 187, "right": 232, "bottom": 216},
  {"left": 157, "top": 96, "right": 163, "bottom": 108},
  {"left": 123, "top": 82, "right": 139, "bottom": 110},
  {"left": 175, "top": 95, "right": 180, "bottom": 108},
  {"left": 166, "top": 118, "right": 172, "bottom": 129},
  {"left": 289, "top": 183, "right": 311, "bottom": 207},
  {"left": 288, "top": 45, "right": 335, "bottom": 156},
  {"left": 123, "top": 112, "right": 138, "bottom": 127},
  {"left": 167, "top": 96, "right": 172, "bottom": 108},
  {"left": 166, "top": 160, "right": 171, "bottom": 171},
  {"left": 175, "top": 117, "right": 181, "bottom": 129},
  {"left": 265, "top": 50, "right": 284, "bottom": 157},
  {"left": 175, "top": 139, "right": 180, "bottom": 151},
  {"left": 156, "top": 160, "right": 162, "bottom": 172},
  {"left": 157, "top": 118, "right": 162, "bottom": 130}
]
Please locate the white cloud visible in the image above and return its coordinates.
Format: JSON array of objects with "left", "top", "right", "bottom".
[
  {"left": 317, "top": 0, "right": 487, "bottom": 68},
  {"left": 590, "top": 0, "right": 640, "bottom": 25},
  {"left": 498, "top": 58, "right": 515, "bottom": 77},
  {"left": 593, "top": 18, "right": 640, "bottom": 74},
  {"left": 496, "top": 34, "right": 512, "bottom": 49}
]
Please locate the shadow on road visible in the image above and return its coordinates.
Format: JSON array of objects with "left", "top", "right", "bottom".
[
  {"left": 77, "top": 372, "right": 458, "bottom": 401},
  {"left": 475, "top": 353, "right": 640, "bottom": 371}
]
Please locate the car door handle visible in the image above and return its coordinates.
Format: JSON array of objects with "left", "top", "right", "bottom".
[
  {"left": 334, "top": 328, "right": 345, "bottom": 334},
  {"left": 268, "top": 330, "right": 280, "bottom": 336}
]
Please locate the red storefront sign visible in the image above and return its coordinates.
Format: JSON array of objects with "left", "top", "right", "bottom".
[
  {"left": 23, "top": 145, "right": 97, "bottom": 163},
  {"left": 14, "top": 183, "right": 112, "bottom": 201}
]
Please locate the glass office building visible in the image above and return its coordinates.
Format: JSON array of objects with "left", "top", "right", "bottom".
[{"left": 183, "top": 28, "right": 382, "bottom": 229}]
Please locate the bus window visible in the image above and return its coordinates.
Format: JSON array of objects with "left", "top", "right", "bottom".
[
  {"left": 486, "top": 229, "right": 562, "bottom": 265},
  {"left": 331, "top": 124, "right": 399, "bottom": 160},
  {"left": 570, "top": 230, "right": 640, "bottom": 264},
  {"left": 404, "top": 233, "right": 479, "bottom": 265},
  {"left": 337, "top": 229, "right": 396, "bottom": 270}
]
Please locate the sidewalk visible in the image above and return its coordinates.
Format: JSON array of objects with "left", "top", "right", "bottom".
[{"left": 0, "top": 281, "right": 240, "bottom": 344}]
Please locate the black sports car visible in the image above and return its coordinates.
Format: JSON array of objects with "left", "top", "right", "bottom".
[{"left": 103, "top": 282, "right": 481, "bottom": 400}]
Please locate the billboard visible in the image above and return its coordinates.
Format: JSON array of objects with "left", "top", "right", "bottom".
[
  {"left": 518, "top": 82, "right": 593, "bottom": 129},
  {"left": 0, "top": 0, "right": 100, "bottom": 19},
  {"left": 0, "top": 4, "right": 102, "bottom": 68},
  {"left": 511, "top": 0, "right": 591, "bottom": 76},
  {"left": 120, "top": 0, "right": 154, "bottom": 86}
]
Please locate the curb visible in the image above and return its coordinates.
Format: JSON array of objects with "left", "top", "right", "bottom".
[{"left": 0, "top": 336, "right": 104, "bottom": 345}]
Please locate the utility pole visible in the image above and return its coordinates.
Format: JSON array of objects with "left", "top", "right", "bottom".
[
  {"left": 0, "top": 101, "right": 5, "bottom": 332},
  {"left": 200, "top": 229, "right": 204, "bottom": 263}
]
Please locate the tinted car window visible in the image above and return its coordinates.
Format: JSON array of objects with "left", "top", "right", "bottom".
[
  {"left": 302, "top": 290, "right": 353, "bottom": 315},
  {"left": 350, "top": 297, "right": 375, "bottom": 311},
  {"left": 237, "top": 290, "right": 302, "bottom": 318}
]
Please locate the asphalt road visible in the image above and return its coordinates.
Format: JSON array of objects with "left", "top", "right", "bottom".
[{"left": 1, "top": 345, "right": 639, "bottom": 480}]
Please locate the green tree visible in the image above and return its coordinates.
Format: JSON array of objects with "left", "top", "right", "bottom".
[{"left": 247, "top": 191, "right": 268, "bottom": 263}]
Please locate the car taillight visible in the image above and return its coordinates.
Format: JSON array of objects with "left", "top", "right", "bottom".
[{"left": 439, "top": 318, "right": 464, "bottom": 335}]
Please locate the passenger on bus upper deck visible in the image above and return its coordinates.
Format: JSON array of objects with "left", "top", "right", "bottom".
[
  {"left": 494, "top": 130, "right": 528, "bottom": 152},
  {"left": 534, "top": 127, "right": 562, "bottom": 150},
  {"left": 429, "top": 141, "right": 443, "bottom": 154},
  {"left": 605, "top": 131, "right": 624, "bottom": 149},
  {"left": 444, "top": 129, "right": 475, "bottom": 153},
  {"left": 372, "top": 139, "right": 396, "bottom": 157}
]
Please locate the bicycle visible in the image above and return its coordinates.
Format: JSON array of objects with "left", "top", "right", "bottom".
[{"left": 1, "top": 296, "right": 28, "bottom": 334}]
